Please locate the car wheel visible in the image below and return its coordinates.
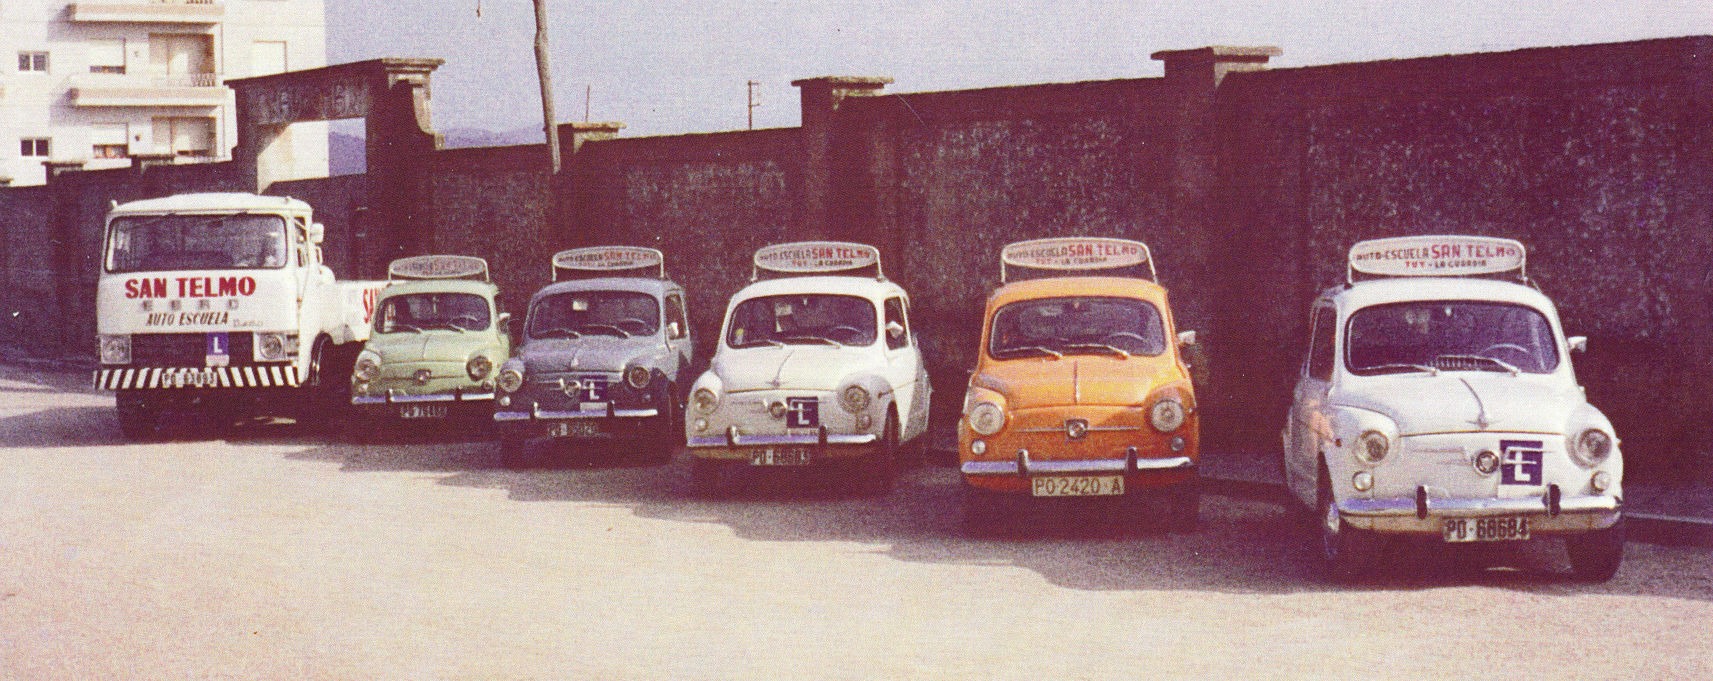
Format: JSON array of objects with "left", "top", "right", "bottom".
[
  {"left": 649, "top": 385, "right": 681, "bottom": 465},
  {"left": 1166, "top": 477, "right": 1201, "bottom": 533},
  {"left": 961, "top": 486, "right": 1011, "bottom": 537},
  {"left": 857, "top": 413, "right": 900, "bottom": 496},
  {"left": 1565, "top": 519, "right": 1625, "bottom": 583},
  {"left": 498, "top": 423, "right": 531, "bottom": 468},
  {"left": 306, "top": 339, "right": 353, "bottom": 433},
  {"left": 115, "top": 390, "right": 159, "bottom": 441},
  {"left": 1318, "top": 462, "right": 1375, "bottom": 582}
]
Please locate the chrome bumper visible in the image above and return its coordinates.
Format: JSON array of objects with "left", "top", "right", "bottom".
[
  {"left": 961, "top": 450, "right": 1194, "bottom": 477},
  {"left": 493, "top": 403, "right": 659, "bottom": 422},
  {"left": 352, "top": 390, "right": 495, "bottom": 405},
  {"left": 687, "top": 428, "right": 878, "bottom": 448},
  {"left": 1339, "top": 488, "right": 1622, "bottom": 533}
]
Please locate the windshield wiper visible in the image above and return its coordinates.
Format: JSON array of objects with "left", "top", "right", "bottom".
[
  {"left": 418, "top": 321, "right": 466, "bottom": 333},
  {"left": 996, "top": 345, "right": 1064, "bottom": 360},
  {"left": 781, "top": 335, "right": 841, "bottom": 346},
  {"left": 390, "top": 323, "right": 425, "bottom": 334},
  {"left": 578, "top": 323, "right": 632, "bottom": 338},
  {"left": 1437, "top": 354, "right": 1520, "bottom": 376},
  {"left": 735, "top": 338, "right": 785, "bottom": 349},
  {"left": 535, "top": 327, "right": 582, "bottom": 339},
  {"left": 1065, "top": 343, "right": 1130, "bottom": 359},
  {"left": 1365, "top": 363, "right": 1439, "bottom": 376}
]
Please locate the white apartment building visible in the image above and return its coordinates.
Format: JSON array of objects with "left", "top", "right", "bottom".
[{"left": 1, "top": 0, "right": 326, "bottom": 186}]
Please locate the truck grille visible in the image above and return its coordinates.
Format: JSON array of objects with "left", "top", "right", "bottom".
[{"left": 131, "top": 332, "right": 257, "bottom": 367}]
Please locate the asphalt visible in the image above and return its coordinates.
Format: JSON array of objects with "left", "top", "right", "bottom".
[{"left": 6, "top": 352, "right": 1711, "bottom": 547}]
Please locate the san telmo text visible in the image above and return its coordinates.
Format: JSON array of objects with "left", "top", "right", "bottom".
[{"left": 124, "top": 276, "right": 258, "bottom": 299}]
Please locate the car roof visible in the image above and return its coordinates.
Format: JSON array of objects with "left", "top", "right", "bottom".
[
  {"left": 530, "top": 276, "right": 680, "bottom": 301},
  {"left": 988, "top": 276, "right": 1168, "bottom": 308},
  {"left": 730, "top": 275, "right": 908, "bottom": 302},
  {"left": 378, "top": 278, "right": 498, "bottom": 299},
  {"left": 110, "top": 193, "right": 311, "bottom": 215},
  {"left": 1323, "top": 277, "right": 1556, "bottom": 312}
]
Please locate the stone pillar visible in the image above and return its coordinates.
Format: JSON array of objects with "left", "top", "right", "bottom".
[{"left": 792, "top": 76, "right": 891, "bottom": 239}]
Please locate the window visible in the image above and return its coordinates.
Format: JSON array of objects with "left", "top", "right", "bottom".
[
  {"left": 1344, "top": 301, "right": 1560, "bottom": 375},
  {"left": 527, "top": 291, "right": 660, "bottom": 339},
  {"left": 726, "top": 294, "right": 876, "bottom": 348},
  {"left": 18, "top": 52, "right": 48, "bottom": 72},
  {"left": 664, "top": 294, "right": 688, "bottom": 340},
  {"left": 988, "top": 296, "right": 1166, "bottom": 359},
  {"left": 377, "top": 293, "right": 492, "bottom": 334},
  {"left": 105, "top": 214, "right": 289, "bottom": 273},
  {"left": 152, "top": 117, "right": 214, "bottom": 157},
  {"left": 1307, "top": 306, "right": 1336, "bottom": 381},
  {"left": 884, "top": 297, "right": 910, "bottom": 350},
  {"left": 92, "top": 124, "right": 129, "bottom": 160},
  {"left": 89, "top": 40, "right": 125, "bottom": 74},
  {"left": 19, "top": 138, "right": 50, "bottom": 158}
]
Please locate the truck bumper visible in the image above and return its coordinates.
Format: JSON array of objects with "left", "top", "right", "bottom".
[{"left": 96, "top": 366, "right": 299, "bottom": 390}]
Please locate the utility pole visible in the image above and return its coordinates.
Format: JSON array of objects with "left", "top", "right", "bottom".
[
  {"left": 747, "top": 80, "right": 761, "bottom": 130},
  {"left": 533, "top": 0, "right": 560, "bottom": 173}
]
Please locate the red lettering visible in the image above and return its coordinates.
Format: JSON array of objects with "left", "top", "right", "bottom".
[
  {"left": 124, "top": 279, "right": 140, "bottom": 299},
  {"left": 237, "top": 277, "right": 256, "bottom": 296},
  {"left": 216, "top": 277, "right": 239, "bottom": 297}
]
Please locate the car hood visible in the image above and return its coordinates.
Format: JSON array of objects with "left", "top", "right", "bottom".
[
  {"left": 715, "top": 345, "right": 875, "bottom": 392},
  {"left": 370, "top": 330, "right": 489, "bottom": 364},
  {"left": 519, "top": 335, "right": 659, "bottom": 374},
  {"left": 974, "top": 356, "right": 1171, "bottom": 408},
  {"left": 1334, "top": 372, "right": 1584, "bottom": 435}
]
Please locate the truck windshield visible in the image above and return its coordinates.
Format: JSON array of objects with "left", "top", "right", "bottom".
[
  {"left": 106, "top": 214, "right": 289, "bottom": 273},
  {"left": 726, "top": 294, "right": 876, "bottom": 348},
  {"left": 1345, "top": 301, "right": 1560, "bottom": 375},
  {"left": 529, "top": 291, "right": 660, "bottom": 339},
  {"left": 988, "top": 296, "right": 1166, "bottom": 359},
  {"left": 376, "top": 293, "right": 491, "bottom": 333}
]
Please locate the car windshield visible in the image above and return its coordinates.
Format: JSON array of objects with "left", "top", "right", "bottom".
[
  {"left": 726, "top": 294, "right": 877, "bottom": 348},
  {"left": 106, "top": 214, "right": 289, "bottom": 273},
  {"left": 1345, "top": 301, "right": 1560, "bottom": 375},
  {"left": 528, "top": 290, "right": 660, "bottom": 339},
  {"left": 988, "top": 296, "right": 1166, "bottom": 358},
  {"left": 376, "top": 293, "right": 491, "bottom": 333}
]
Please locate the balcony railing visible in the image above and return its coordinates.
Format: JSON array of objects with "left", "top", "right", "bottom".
[
  {"left": 152, "top": 73, "right": 219, "bottom": 88},
  {"left": 70, "top": 73, "right": 226, "bottom": 107},
  {"left": 70, "top": 1, "right": 223, "bottom": 23}
]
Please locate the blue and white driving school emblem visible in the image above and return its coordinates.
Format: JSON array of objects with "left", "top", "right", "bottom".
[
  {"left": 576, "top": 376, "right": 608, "bottom": 403},
  {"left": 785, "top": 397, "right": 819, "bottom": 428},
  {"left": 205, "top": 332, "right": 230, "bottom": 367},
  {"left": 1499, "top": 439, "right": 1544, "bottom": 486}
]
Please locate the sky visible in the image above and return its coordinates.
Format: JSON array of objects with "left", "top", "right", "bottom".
[{"left": 327, "top": 1, "right": 1713, "bottom": 138}]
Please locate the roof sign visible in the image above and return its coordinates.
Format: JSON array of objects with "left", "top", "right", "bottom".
[
  {"left": 752, "top": 241, "right": 883, "bottom": 280},
  {"left": 551, "top": 246, "right": 665, "bottom": 281},
  {"left": 1347, "top": 235, "right": 1526, "bottom": 282},
  {"left": 388, "top": 255, "right": 489, "bottom": 282},
  {"left": 1000, "top": 237, "right": 1155, "bottom": 282}
]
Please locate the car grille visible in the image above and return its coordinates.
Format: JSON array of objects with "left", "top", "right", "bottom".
[{"left": 132, "top": 332, "right": 257, "bottom": 367}]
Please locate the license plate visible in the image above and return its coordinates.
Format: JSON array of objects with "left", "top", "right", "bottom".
[
  {"left": 548, "top": 420, "right": 604, "bottom": 438},
  {"left": 399, "top": 404, "right": 448, "bottom": 419},
  {"left": 172, "top": 370, "right": 216, "bottom": 388},
  {"left": 750, "top": 447, "right": 811, "bottom": 466},
  {"left": 1443, "top": 516, "right": 1531, "bottom": 543},
  {"left": 1031, "top": 476, "right": 1125, "bottom": 497}
]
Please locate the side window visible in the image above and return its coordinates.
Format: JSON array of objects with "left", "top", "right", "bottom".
[
  {"left": 884, "top": 297, "right": 910, "bottom": 350},
  {"left": 1307, "top": 306, "right": 1337, "bottom": 381},
  {"left": 664, "top": 294, "right": 688, "bottom": 340}
]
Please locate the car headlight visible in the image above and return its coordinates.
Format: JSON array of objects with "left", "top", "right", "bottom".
[
  {"left": 353, "top": 354, "right": 381, "bottom": 382},
  {"left": 839, "top": 385, "right": 871, "bottom": 413},
  {"left": 99, "top": 334, "right": 131, "bottom": 365},
  {"left": 1355, "top": 430, "right": 1389, "bottom": 464},
  {"left": 1149, "top": 397, "right": 1186, "bottom": 433},
  {"left": 466, "top": 355, "right": 493, "bottom": 381},
  {"left": 967, "top": 401, "right": 1005, "bottom": 436},
  {"left": 626, "top": 365, "right": 651, "bottom": 389},
  {"left": 693, "top": 388, "right": 720, "bottom": 415},
  {"left": 497, "top": 367, "right": 525, "bottom": 393},
  {"left": 1570, "top": 428, "right": 1613, "bottom": 467}
]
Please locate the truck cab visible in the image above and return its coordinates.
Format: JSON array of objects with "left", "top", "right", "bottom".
[{"left": 94, "top": 193, "right": 383, "bottom": 438}]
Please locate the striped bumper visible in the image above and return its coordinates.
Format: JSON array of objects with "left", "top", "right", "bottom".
[{"left": 95, "top": 366, "right": 300, "bottom": 391}]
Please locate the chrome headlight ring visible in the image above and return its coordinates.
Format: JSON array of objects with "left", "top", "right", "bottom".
[
  {"left": 1570, "top": 428, "right": 1614, "bottom": 468},
  {"left": 1149, "top": 397, "right": 1186, "bottom": 433},
  {"left": 967, "top": 401, "right": 1005, "bottom": 436}
]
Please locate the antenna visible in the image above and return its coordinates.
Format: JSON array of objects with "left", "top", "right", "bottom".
[{"left": 747, "top": 80, "right": 761, "bottom": 130}]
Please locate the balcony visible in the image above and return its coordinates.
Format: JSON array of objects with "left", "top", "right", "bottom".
[
  {"left": 69, "top": 73, "right": 226, "bottom": 107},
  {"left": 70, "top": 1, "right": 223, "bottom": 24}
]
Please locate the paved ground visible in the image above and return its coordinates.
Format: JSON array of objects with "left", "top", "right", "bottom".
[{"left": 2, "top": 364, "right": 1711, "bottom": 679}]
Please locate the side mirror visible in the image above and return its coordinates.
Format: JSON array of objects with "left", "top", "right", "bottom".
[
  {"left": 886, "top": 321, "right": 906, "bottom": 340},
  {"left": 497, "top": 312, "right": 512, "bottom": 333},
  {"left": 308, "top": 222, "right": 326, "bottom": 245},
  {"left": 1568, "top": 336, "right": 1587, "bottom": 354},
  {"left": 1177, "top": 330, "right": 1198, "bottom": 346},
  {"left": 667, "top": 321, "right": 682, "bottom": 339}
]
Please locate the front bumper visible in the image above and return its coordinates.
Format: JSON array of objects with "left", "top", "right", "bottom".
[
  {"left": 353, "top": 388, "right": 495, "bottom": 405},
  {"left": 97, "top": 365, "right": 299, "bottom": 390},
  {"left": 961, "top": 448, "right": 1196, "bottom": 494},
  {"left": 1338, "top": 489, "right": 1622, "bottom": 534},
  {"left": 687, "top": 427, "right": 880, "bottom": 462}
]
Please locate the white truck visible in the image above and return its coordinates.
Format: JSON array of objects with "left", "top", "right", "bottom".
[{"left": 93, "top": 193, "right": 387, "bottom": 438}]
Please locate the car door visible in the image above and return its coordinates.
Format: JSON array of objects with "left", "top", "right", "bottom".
[
  {"left": 882, "top": 295, "right": 929, "bottom": 440},
  {"left": 1286, "top": 303, "right": 1338, "bottom": 502},
  {"left": 663, "top": 290, "right": 693, "bottom": 390}
]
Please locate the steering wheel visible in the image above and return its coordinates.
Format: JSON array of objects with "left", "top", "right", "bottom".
[
  {"left": 614, "top": 317, "right": 652, "bottom": 335},
  {"left": 448, "top": 315, "right": 484, "bottom": 330},
  {"left": 1479, "top": 343, "right": 1531, "bottom": 356},
  {"left": 829, "top": 325, "right": 866, "bottom": 344},
  {"left": 1101, "top": 331, "right": 1149, "bottom": 346}
]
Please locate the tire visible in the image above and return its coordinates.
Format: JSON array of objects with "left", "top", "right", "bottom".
[
  {"left": 857, "top": 413, "right": 900, "bottom": 496},
  {"left": 690, "top": 457, "right": 725, "bottom": 497},
  {"left": 648, "top": 384, "right": 681, "bottom": 465},
  {"left": 115, "top": 390, "right": 158, "bottom": 441},
  {"left": 1166, "top": 478, "right": 1201, "bottom": 533},
  {"left": 498, "top": 423, "right": 530, "bottom": 468},
  {"left": 1565, "top": 519, "right": 1625, "bottom": 583},
  {"left": 306, "top": 339, "right": 353, "bottom": 432},
  {"left": 1317, "top": 462, "right": 1376, "bottom": 582},
  {"left": 961, "top": 486, "right": 1011, "bottom": 537}
]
